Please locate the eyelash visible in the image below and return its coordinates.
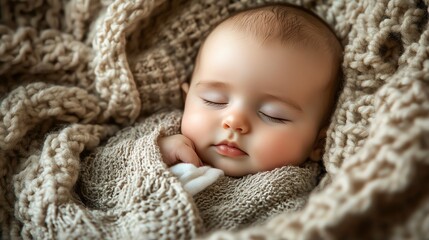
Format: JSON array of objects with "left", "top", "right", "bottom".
[
  {"left": 202, "top": 99, "right": 289, "bottom": 124},
  {"left": 202, "top": 99, "right": 227, "bottom": 107},
  {"left": 259, "top": 111, "right": 289, "bottom": 124}
]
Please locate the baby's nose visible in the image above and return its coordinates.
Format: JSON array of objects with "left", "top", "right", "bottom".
[{"left": 222, "top": 114, "right": 249, "bottom": 134}]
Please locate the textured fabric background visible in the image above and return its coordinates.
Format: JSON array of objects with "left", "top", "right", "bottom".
[{"left": 1, "top": 0, "right": 428, "bottom": 239}]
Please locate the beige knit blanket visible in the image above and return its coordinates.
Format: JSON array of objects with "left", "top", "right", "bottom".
[
  {"left": 1, "top": 0, "right": 429, "bottom": 239},
  {"left": 77, "top": 109, "right": 320, "bottom": 237}
]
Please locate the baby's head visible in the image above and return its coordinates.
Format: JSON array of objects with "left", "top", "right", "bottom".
[{"left": 181, "top": 3, "right": 343, "bottom": 177}]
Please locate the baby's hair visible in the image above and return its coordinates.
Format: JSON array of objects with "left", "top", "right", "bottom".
[{"left": 202, "top": 3, "right": 343, "bottom": 65}]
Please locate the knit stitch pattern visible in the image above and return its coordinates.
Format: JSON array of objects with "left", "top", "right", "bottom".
[
  {"left": 1, "top": 0, "right": 428, "bottom": 239},
  {"left": 76, "top": 109, "right": 320, "bottom": 238}
]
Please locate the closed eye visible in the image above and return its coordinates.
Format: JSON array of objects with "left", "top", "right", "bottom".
[
  {"left": 202, "top": 99, "right": 227, "bottom": 108},
  {"left": 259, "top": 111, "right": 289, "bottom": 124}
]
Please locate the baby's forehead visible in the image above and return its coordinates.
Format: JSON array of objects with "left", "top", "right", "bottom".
[
  {"left": 200, "top": 28, "right": 335, "bottom": 85},
  {"left": 203, "top": 5, "right": 342, "bottom": 66},
  {"left": 202, "top": 23, "right": 338, "bottom": 76}
]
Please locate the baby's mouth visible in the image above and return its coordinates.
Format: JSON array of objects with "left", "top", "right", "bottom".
[{"left": 214, "top": 141, "right": 247, "bottom": 157}]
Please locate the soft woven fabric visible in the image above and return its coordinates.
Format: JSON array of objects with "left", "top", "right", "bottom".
[
  {"left": 78, "top": 109, "right": 320, "bottom": 236},
  {"left": 1, "top": 0, "right": 428, "bottom": 239},
  {"left": 78, "top": 110, "right": 202, "bottom": 239},
  {"left": 194, "top": 160, "right": 321, "bottom": 233}
]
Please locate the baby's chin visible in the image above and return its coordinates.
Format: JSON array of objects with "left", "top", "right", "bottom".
[
  {"left": 204, "top": 161, "right": 254, "bottom": 177},
  {"left": 199, "top": 151, "right": 257, "bottom": 177}
]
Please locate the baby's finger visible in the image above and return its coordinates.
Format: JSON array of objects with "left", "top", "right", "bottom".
[{"left": 175, "top": 145, "right": 202, "bottom": 167}]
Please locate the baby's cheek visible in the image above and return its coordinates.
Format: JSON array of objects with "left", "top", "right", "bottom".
[
  {"left": 182, "top": 108, "right": 215, "bottom": 145},
  {"left": 252, "top": 132, "right": 306, "bottom": 170},
  {"left": 182, "top": 112, "right": 202, "bottom": 140}
]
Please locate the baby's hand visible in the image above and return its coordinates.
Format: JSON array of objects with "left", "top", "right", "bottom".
[{"left": 158, "top": 134, "right": 203, "bottom": 167}]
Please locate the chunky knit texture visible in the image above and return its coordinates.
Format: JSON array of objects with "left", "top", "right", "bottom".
[
  {"left": 77, "top": 109, "right": 320, "bottom": 238},
  {"left": 194, "top": 160, "right": 320, "bottom": 233},
  {"left": 1, "top": 0, "right": 429, "bottom": 239},
  {"left": 78, "top": 110, "right": 202, "bottom": 239}
]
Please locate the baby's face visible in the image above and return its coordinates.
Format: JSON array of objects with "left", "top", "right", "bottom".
[{"left": 181, "top": 27, "right": 335, "bottom": 177}]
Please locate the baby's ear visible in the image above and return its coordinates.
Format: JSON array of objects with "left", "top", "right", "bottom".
[
  {"left": 309, "top": 127, "right": 327, "bottom": 161},
  {"left": 181, "top": 82, "right": 190, "bottom": 100}
]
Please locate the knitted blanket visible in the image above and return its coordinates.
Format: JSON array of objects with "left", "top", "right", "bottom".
[
  {"left": 77, "top": 109, "right": 320, "bottom": 237},
  {"left": 1, "top": 0, "right": 428, "bottom": 239}
]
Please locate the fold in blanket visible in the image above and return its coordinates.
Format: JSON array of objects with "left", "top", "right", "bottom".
[{"left": 194, "top": 160, "right": 321, "bottom": 232}]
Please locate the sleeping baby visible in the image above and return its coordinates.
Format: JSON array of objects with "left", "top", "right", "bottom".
[
  {"left": 158, "top": 2, "right": 343, "bottom": 231},
  {"left": 79, "top": 2, "right": 343, "bottom": 234}
]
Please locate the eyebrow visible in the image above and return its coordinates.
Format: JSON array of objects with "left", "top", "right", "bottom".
[{"left": 195, "top": 81, "right": 228, "bottom": 89}]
